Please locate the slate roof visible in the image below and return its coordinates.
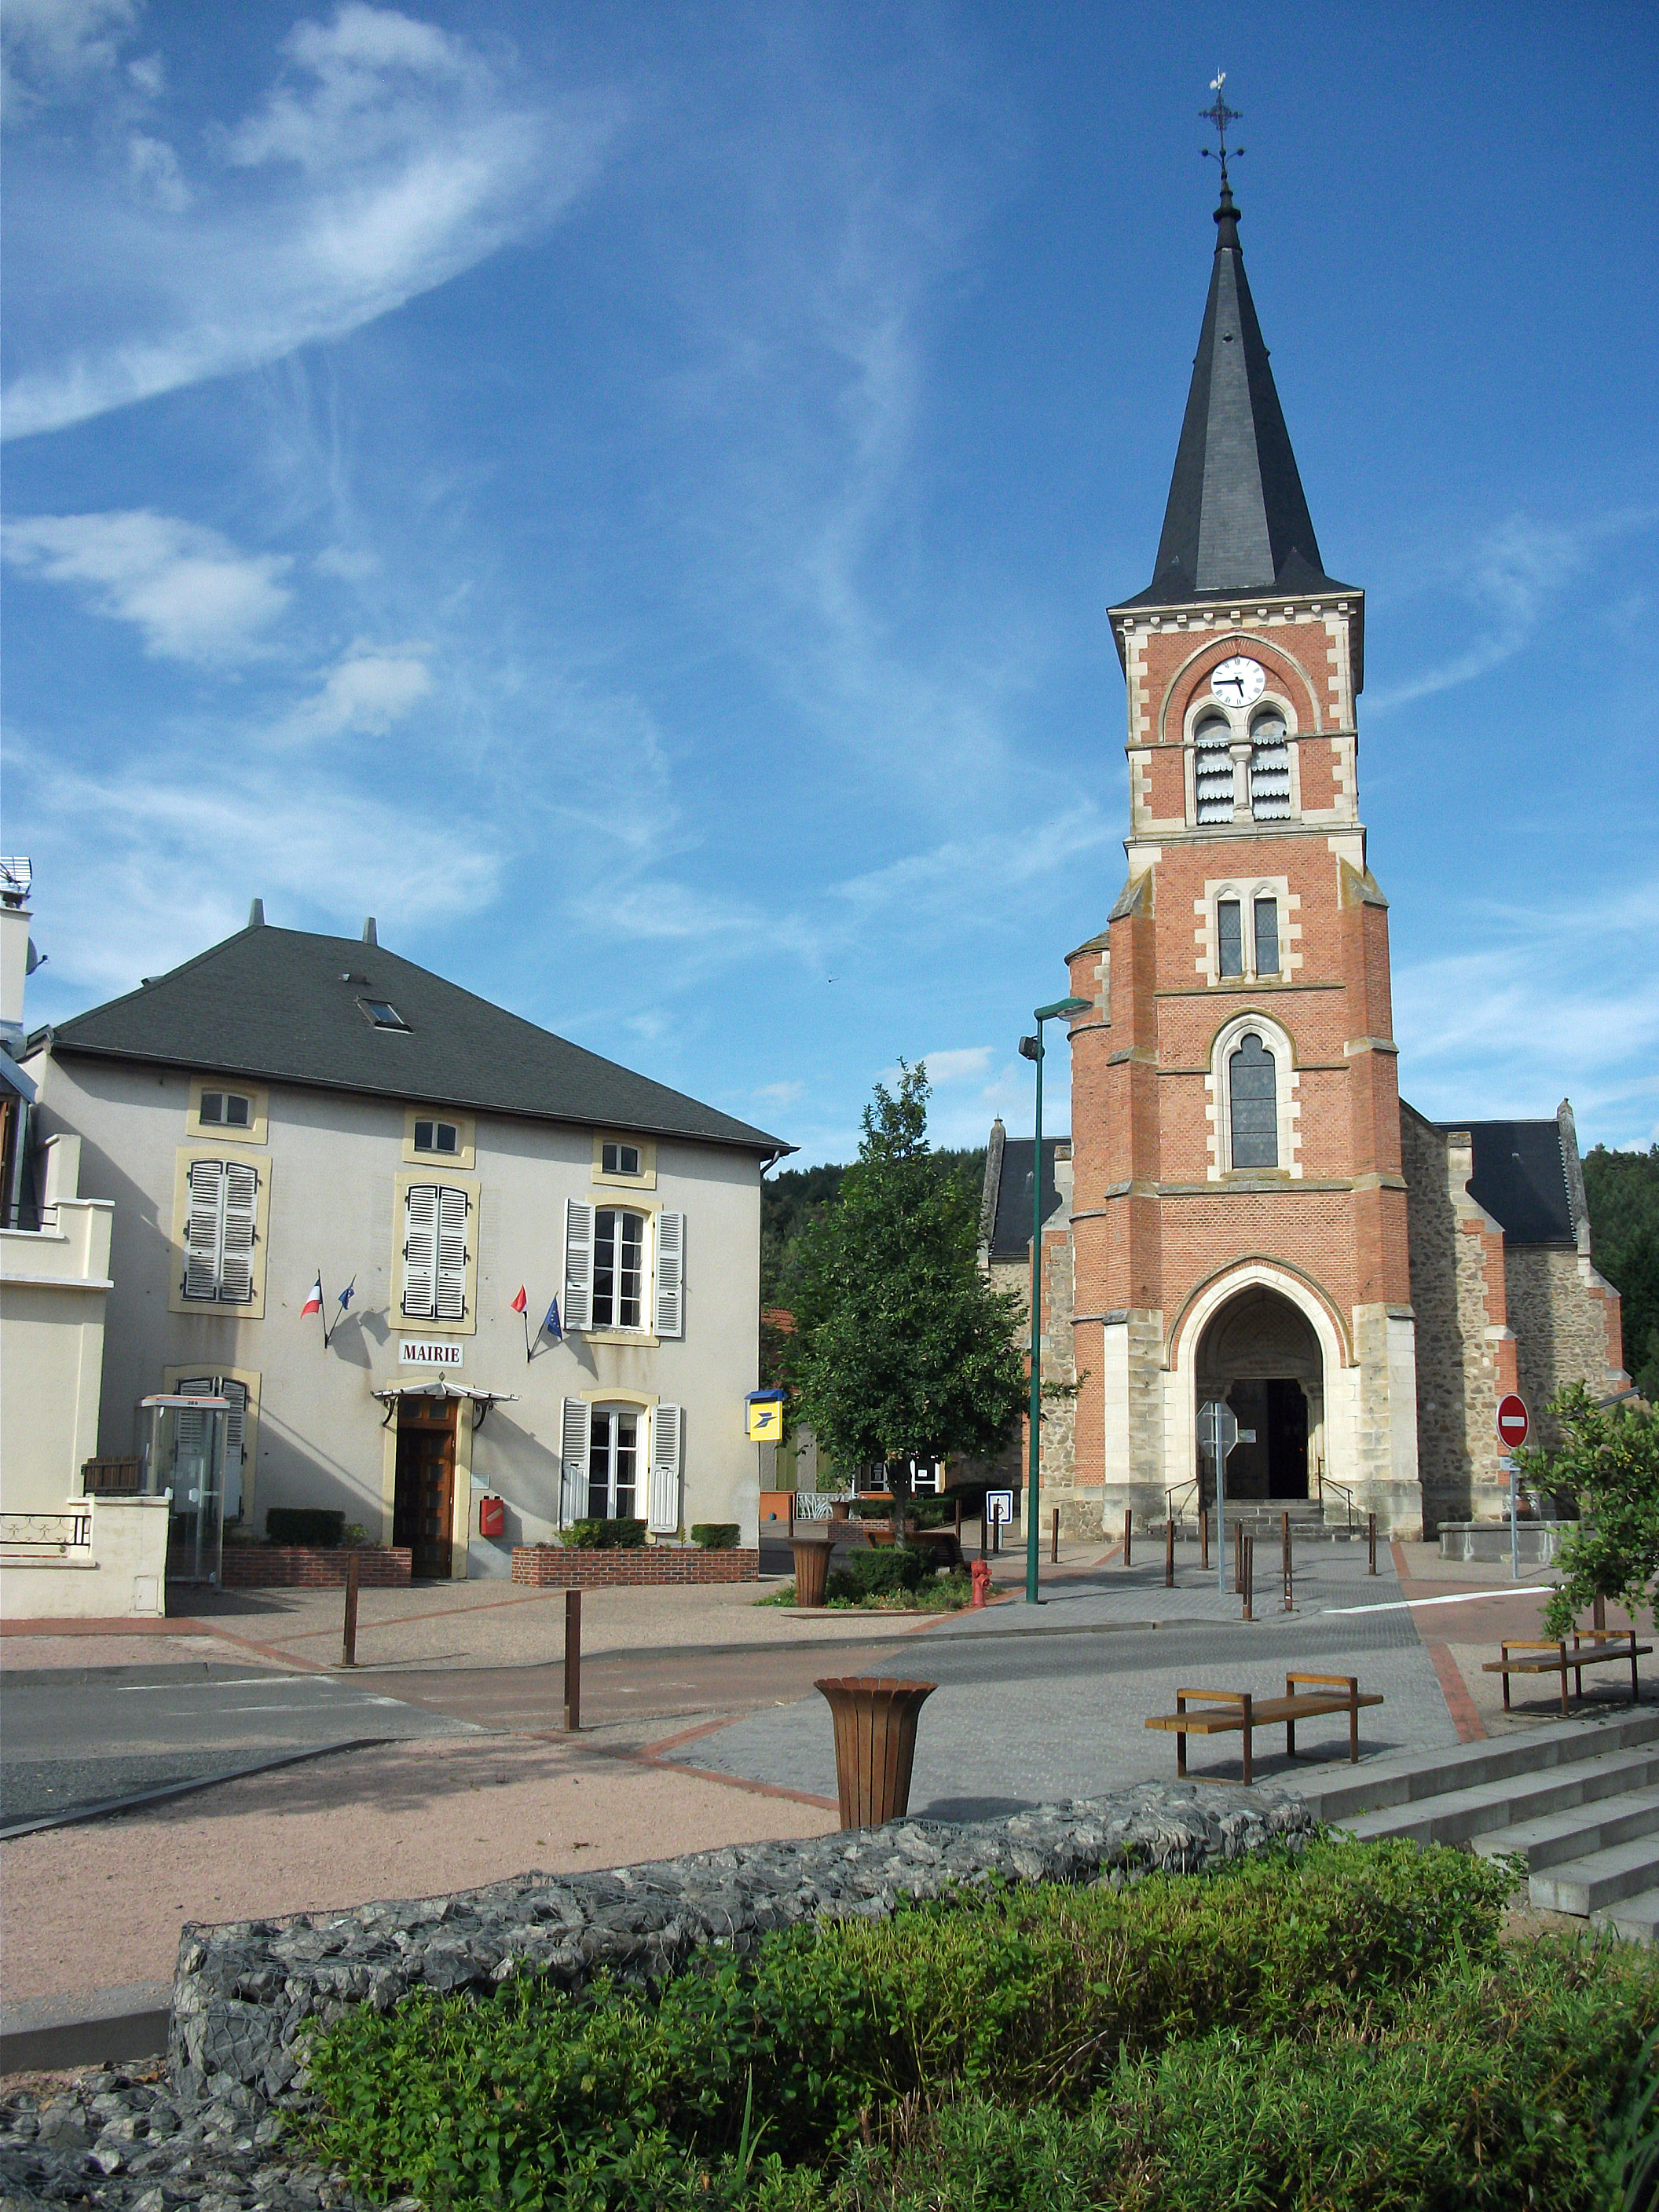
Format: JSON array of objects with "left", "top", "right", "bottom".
[
  {"left": 36, "top": 922, "right": 789, "bottom": 1156},
  {"left": 1117, "top": 189, "right": 1356, "bottom": 613},
  {"left": 987, "top": 1136, "right": 1068, "bottom": 1263},
  {"left": 1439, "top": 1119, "right": 1577, "bottom": 1245}
]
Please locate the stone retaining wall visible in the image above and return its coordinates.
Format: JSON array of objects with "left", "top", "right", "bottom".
[
  {"left": 170, "top": 1785, "right": 1310, "bottom": 2105},
  {"left": 220, "top": 1545, "right": 411, "bottom": 1588},
  {"left": 511, "top": 1544, "right": 758, "bottom": 1586}
]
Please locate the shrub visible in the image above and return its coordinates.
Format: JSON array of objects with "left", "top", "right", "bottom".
[
  {"left": 690, "top": 1522, "right": 740, "bottom": 1550},
  {"left": 561, "top": 1518, "right": 647, "bottom": 1551},
  {"left": 308, "top": 1838, "right": 1571, "bottom": 2212},
  {"left": 266, "top": 1507, "right": 344, "bottom": 1547},
  {"left": 826, "top": 1545, "right": 928, "bottom": 1602}
]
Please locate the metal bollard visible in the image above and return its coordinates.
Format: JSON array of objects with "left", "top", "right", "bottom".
[
  {"left": 1199, "top": 1509, "right": 1209, "bottom": 1573},
  {"left": 955, "top": 1497, "right": 964, "bottom": 1541},
  {"left": 1123, "top": 1508, "right": 1132, "bottom": 1568},
  {"left": 1282, "top": 1511, "right": 1293, "bottom": 1613},
  {"left": 1165, "top": 1513, "right": 1175, "bottom": 1589},
  {"left": 1234, "top": 1520, "right": 1243, "bottom": 1595},
  {"left": 340, "top": 1548, "right": 360, "bottom": 1668},
  {"left": 1051, "top": 1506, "right": 1060, "bottom": 1565},
  {"left": 1367, "top": 1512, "right": 1377, "bottom": 1577},
  {"left": 980, "top": 1509, "right": 987, "bottom": 1561},
  {"left": 993, "top": 1515, "right": 1002, "bottom": 1555},
  {"left": 1243, "top": 1535, "right": 1254, "bottom": 1621},
  {"left": 562, "top": 1588, "right": 582, "bottom": 1732}
]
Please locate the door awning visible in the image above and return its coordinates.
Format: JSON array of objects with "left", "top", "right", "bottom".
[{"left": 372, "top": 1380, "right": 519, "bottom": 1428}]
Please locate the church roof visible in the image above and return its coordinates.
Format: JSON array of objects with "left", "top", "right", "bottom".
[
  {"left": 1117, "top": 185, "right": 1356, "bottom": 613},
  {"left": 1438, "top": 1119, "right": 1577, "bottom": 1246},
  {"left": 985, "top": 1133, "right": 1068, "bottom": 1263}
]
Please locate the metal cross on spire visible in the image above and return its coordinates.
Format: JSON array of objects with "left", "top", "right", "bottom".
[{"left": 1199, "top": 71, "right": 1244, "bottom": 192}]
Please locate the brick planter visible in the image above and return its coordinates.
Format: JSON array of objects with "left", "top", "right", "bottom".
[
  {"left": 220, "top": 1544, "right": 412, "bottom": 1588},
  {"left": 511, "top": 1544, "right": 759, "bottom": 1587}
]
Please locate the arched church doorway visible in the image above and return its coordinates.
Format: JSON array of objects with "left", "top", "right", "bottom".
[{"left": 1195, "top": 1285, "right": 1323, "bottom": 1506}]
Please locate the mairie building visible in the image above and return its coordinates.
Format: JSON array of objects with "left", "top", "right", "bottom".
[{"left": 977, "top": 178, "right": 1628, "bottom": 1541}]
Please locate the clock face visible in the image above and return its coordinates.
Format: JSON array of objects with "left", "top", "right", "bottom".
[{"left": 1210, "top": 656, "right": 1266, "bottom": 706}]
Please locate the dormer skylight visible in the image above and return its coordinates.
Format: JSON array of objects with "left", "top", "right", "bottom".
[{"left": 359, "top": 998, "right": 410, "bottom": 1031}]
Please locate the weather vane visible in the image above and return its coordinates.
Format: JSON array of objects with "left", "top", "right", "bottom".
[{"left": 1200, "top": 71, "right": 1244, "bottom": 192}]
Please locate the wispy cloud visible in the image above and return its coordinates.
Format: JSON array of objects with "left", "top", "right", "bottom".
[
  {"left": 1394, "top": 875, "right": 1659, "bottom": 1146},
  {"left": 3, "top": 5, "right": 624, "bottom": 439},
  {"left": 3, "top": 509, "right": 291, "bottom": 660},
  {"left": 1, "top": 0, "right": 137, "bottom": 112},
  {"left": 1370, "top": 507, "right": 1659, "bottom": 711},
  {"left": 920, "top": 1046, "right": 992, "bottom": 1083},
  {"left": 280, "top": 646, "right": 432, "bottom": 738}
]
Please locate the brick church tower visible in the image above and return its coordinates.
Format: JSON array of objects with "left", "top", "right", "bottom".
[{"left": 1061, "top": 170, "right": 1424, "bottom": 1536}]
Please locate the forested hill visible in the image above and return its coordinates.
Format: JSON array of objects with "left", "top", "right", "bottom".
[
  {"left": 761, "top": 1148, "right": 986, "bottom": 1308},
  {"left": 1583, "top": 1144, "right": 1659, "bottom": 1404}
]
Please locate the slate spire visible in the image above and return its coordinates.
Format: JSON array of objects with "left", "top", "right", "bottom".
[{"left": 1126, "top": 181, "right": 1346, "bottom": 606}]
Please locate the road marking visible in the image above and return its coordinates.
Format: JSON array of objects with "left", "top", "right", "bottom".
[
  {"left": 114, "top": 1675, "right": 332, "bottom": 1694},
  {"left": 1321, "top": 1587, "right": 1552, "bottom": 1617}
]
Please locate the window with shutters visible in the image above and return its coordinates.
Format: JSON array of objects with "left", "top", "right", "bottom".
[
  {"left": 394, "top": 1172, "right": 479, "bottom": 1332},
  {"left": 588, "top": 1405, "right": 639, "bottom": 1520},
  {"left": 1192, "top": 716, "right": 1236, "bottom": 825},
  {"left": 173, "top": 1153, "right": 266, "bottom": 1313},
  {"left": 562, "top": 1203, "right": 685, "bottom": 1341}
]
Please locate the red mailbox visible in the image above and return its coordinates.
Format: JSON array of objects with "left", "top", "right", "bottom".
[{"left": 478, "top": 1494, "right": 506, "bottom": 1539}]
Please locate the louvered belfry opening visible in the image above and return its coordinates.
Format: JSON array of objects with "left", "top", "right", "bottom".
[
  {"left": 1248, "top": 711, "right": 1291, "bottom": 819},
  {"left": 1194, "top": 716, "right": 1235, "bottom": 823}
]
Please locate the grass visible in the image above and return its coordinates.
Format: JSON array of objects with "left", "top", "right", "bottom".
[
  {"left": 756, "top": 1571, "right": 973, "bottom": 1612},
  {"left": 302, "top": 1837, "right": 1659, "bottom": 2209}
]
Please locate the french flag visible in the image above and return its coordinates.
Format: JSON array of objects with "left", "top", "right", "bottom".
[
  {"left": 301, "top": 1275, "right": 324, "bottom": 1317},
  {"left": 511, "top": 1285, "right": 528, "bottom": 1315}
]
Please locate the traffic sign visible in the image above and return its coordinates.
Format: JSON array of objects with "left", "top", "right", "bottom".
[
  {"left": 1198, "top": 1401, "right": 1240, "bottom": 1461},
  {"left": 985, "top": 1489, "right": 1015, "bottom": 1525},
  {"left": 1496, "top": 1394, "right": 1529, "bottom": 1451}
]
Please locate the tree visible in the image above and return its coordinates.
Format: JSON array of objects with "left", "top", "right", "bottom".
[
  {"left": 1516, "top": 1384, "right": 1659, "bottom": 1639},
  {"left": 783, "top": 1064, "right": 1026, "bottom": 1538},
  {"left": 1581, "top": 1144, "right": 1659, "bottom": 1404}
]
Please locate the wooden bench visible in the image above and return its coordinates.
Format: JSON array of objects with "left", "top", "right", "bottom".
[
  {"left": 1145, "top": 1672, "right": 1383, "bottom": 1785},
  {"left": 1482, "top": 1630, "right": 1650, "bottom": 1718}
]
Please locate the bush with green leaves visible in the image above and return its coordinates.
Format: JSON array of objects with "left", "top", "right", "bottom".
[
  {"left": 559, "top": 1517, "right": 647, "bottom": 1551},
  {"left": 690, "top": 1522, "right": 740, "bottom": 1550},
  {"left": 297, "top": 1837, "right": 1659, "bottom": 2212},
  {"left": 825, "top": 1546, "right": 928, "bottom": 1602}
]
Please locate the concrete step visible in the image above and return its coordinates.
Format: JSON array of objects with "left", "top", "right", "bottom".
[
  {"left": 1595, "top": 1888, "right": 1659, "bottom": 1945},
  {"left": 1298, "top": 1708, "right": 1659, "bottom": 1826},
  {"left": 1335, "top": 1751, "right": 1659, "bottom": 1850},
  {"left": 1472, "top": 1784, "right": 1659, "bottom": 1871},
  {"left": 1530, "top": 1833, "right": 1659, "bottom": 1917}
]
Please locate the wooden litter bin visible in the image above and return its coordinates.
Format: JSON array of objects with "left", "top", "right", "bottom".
[
  {"left": 790, "top": 1535, "right": 833, "bottom": 1608},
  {"left": 815, "top": 1675, "right": 936, "bottom": 1828}
]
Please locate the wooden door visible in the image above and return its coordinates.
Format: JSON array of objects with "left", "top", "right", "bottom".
[{"left": 394, "top": 1398, "right": 456, "bottom": 1578}]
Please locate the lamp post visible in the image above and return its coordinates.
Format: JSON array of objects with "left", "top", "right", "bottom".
[{"left": 1018, "top": 995, "right": 1090, "bottom": 1605}]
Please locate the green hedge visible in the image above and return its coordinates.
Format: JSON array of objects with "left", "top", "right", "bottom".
[
  {"left": 299, "top": 1838, "right": 1659, "bottom": 2212},
  {"left": 560, "top": 1518, "right": 647, "bottom": 1550},
  {"left": 266, "top": 1507, "right": 344, "bottom": 1547},
  {"left": 826, "top": 1545, "right": 929, "bottom": 1602},
  {"left": 690, "top": 1522, "right": 740, "bottom": 1550}
]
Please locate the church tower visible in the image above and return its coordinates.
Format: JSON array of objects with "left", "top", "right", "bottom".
[{"left": 1061, "top": 148, "right": 1423, "bottom": 1536}]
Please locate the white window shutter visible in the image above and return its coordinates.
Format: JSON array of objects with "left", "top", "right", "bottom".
[
  {"left": 403, "top": 1185, "right": 438, "bottom": 1319},
  {"left": 654, "top": 1211, "right": 684, "bottom": 1339},
  {"left": 648, "top": 1403, "right": 682, "bottom": 1535},
  {"left": 176, "top": 1375, "right": 213, "bottom": 1476},
  {"left": 218, "top": 1162, "right": 258, "bottom": 1303},
  {"left": 560, "top": 1397, "right": 590, "bottom": 1525},
  {"left": 220, "top": 1378, "right": 248, "bottom": 1519},
  {"left": 435, "top": 1185, "right": 469, "bottom": 1320},
  {"left": 184, "top": 1160, "right": 224, "bottom": 1301},
  {"left": 562, "top": 1199, "right": 594, "bottom": 1331}
]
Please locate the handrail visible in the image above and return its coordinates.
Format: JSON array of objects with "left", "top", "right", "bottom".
[
  {"left": 1317, "top": 1471, "right": 1357, "bottom": 1530},
  {"left": 1164, "top": 1478, "right": 1200, "bottom": 1525},
  {"left": 0, "top": 1508, "right": 92, "bottom": 1550}
]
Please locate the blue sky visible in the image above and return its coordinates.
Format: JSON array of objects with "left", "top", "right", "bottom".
[{"left": 4, "top": 1, "right": 1655, "bottom": 1163}]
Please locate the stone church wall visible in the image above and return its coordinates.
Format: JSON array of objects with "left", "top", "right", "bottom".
[
  {"left": 1505, "top": 1245, "right": 1628, "bottom": 1454},
  {"left": 1401, "top": 1104, "right": 1503, "bottom": 1529}
]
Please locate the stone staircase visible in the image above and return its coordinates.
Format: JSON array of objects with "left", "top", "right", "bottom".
[{"left": 1299, "top": 1707, "right": 1659, "bottom": 1942}]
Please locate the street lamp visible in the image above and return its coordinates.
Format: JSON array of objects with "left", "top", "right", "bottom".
[{"left": 1018, "top": 995, "right": 1090, "bottom": 1604}]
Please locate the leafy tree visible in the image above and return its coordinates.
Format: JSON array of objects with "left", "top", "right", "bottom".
[
  {"left": 782, "top": 1065, "right": 1025, "bottom": 1537},
  {"left": 761, "top": 1147, "right": 987, "bottom": 1307},
  {"left": 1516, "top": 1384, "right": 1659, "bottom": 1638},
  {"left": 1582, "top": 1144, "right": 1659, "bottom": 1404}
]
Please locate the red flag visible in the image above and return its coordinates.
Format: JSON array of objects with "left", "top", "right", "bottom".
[
  {"left": 301, "top": 1275, "right": 323, "bottom": 1317},
  {"left": 511, "top": 1285, "right": 528, "bottom": 1314}
]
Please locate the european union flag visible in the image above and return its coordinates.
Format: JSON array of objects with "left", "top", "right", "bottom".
[{"left": 544, "top": 1297, "right": 562, "bottom": 1342}]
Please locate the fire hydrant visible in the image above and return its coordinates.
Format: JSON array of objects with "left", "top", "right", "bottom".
[{"left": 970, "top": 1560, "right": 993, "bottom": 1609}]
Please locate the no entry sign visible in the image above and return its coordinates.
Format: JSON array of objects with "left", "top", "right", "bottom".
[{"left": 1496, "top": 1393, "right": 1529, "bottom": 1451}]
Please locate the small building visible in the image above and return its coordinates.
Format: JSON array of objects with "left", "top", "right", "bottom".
[{"left": 20, "top": 907, "right": 789, "bottom": 1578}]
